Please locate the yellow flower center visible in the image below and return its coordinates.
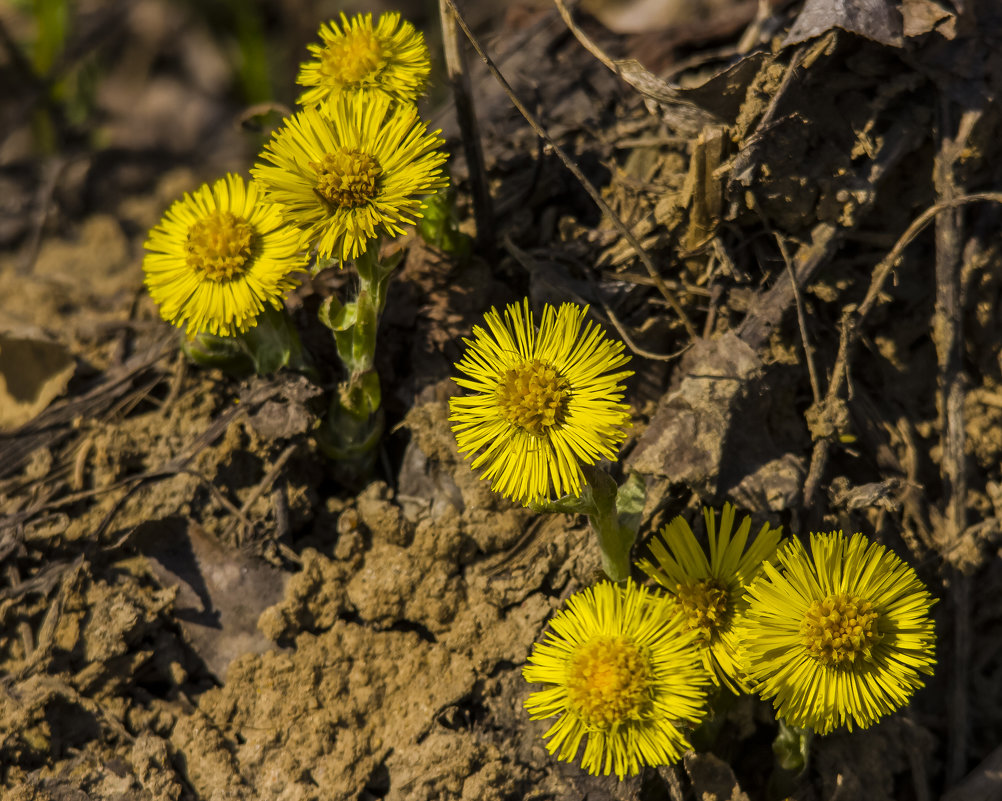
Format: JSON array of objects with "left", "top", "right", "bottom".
[
  {"left": 566, "top": 635, "right": 653, "bottom": 729},
  {"left": 496, "top": 359, "right": 570, "bottom": 436},
  {"left": 676, "top": 578, "right": 729, "bottom": 643},
  {"left": 312, "top": 150, "right": 382, "bottom": 209},
  {"left": 800, "top": 592, "right": 881, "bottom": 667},
  {"left": 322, "top": 28, "right": 387, "bottom": 85},
  {"left": 185, "top": 211, "right": 254, "bottom": 282}
]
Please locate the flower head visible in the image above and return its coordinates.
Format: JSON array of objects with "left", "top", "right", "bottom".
[
  {"left": 742, "top": 531, "right": 936, "bottom": 734},
  {"left": 253, "top": 95, "right": 446, "bottom": 263},
  {"left": 449, "top": 299, "right": 633, "bottom": 506},
  {"left": 143, "top": 173, "right": 307, "bottom": 337},
  {"left": 523, "top": 581, "right": 709, "bottom": 779},
  {"left": 296, "top": 12, "right": 430, "bottom": 108},
  {"left": 637, "top": 504, "right": 784, "bottom": 692}
]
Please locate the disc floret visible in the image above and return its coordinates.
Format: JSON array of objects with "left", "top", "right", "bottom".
[
  {"left": 496, "top": 359, "right": 571, "bottom": 437},
  {"left": 800, "top": 593, "right": 880, "bottom": 667}
]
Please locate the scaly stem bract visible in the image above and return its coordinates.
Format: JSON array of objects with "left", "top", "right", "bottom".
[{"left": 318, "top": 240, "right": 402, "bottom": 476}]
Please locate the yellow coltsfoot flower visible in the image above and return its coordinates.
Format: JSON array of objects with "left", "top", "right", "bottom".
[
  {"left": 637, "top": 504, "right": 784, "bottom": 692},
  {"left": 742, "top": 531, "right": 936, "bottom": 734},
  {"left": 143, "top": 173, "right": 307, "bottom": 337},
  {"left": 524, "top": 580, "right": 710, "bottom": 779},
  {"left": 252, "top": 95, "right": 447, "bottom": 262},
  {"left": 296, "top": 12, "right": 430, "bottom": 108},
  {"left": 449, "top": 299, "right": 633, "bottom": 506}
]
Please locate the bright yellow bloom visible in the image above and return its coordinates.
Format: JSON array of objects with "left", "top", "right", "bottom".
[
  {"left": 296, "top": 12, "right": 430, "bottom": 107},
  {"left": 637, "top": 504, "right": 784, "bottom": 692},
  {"left": 252, "top": 95, "right": 447, "bottom": 262},
  {"left": 742, "top": 531, "right": 936, "bottom": 734},
  {"left": 143, "top": 174, "right": 306, "bottom": 337},
  {"left": 524, "top": 581, "right": 709, "bottom": 779},
  {"left": 449, "top": 299, "right": 632, "bottom": 506}
]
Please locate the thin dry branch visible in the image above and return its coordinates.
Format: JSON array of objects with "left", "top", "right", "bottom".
[
  {"left": 749, "top": 194, "right": 822, "bottom": 403},
  {"left": 800, "top": 190, "right": 1002, "bottom": 518},
  {"left": 231, "top": 443, "right": 298, "bottom": 545},
  {"left": 601, "top": 304, "right": 692, "bottom": 363},
  {"left": 0, "top": 382, "right": 285, "bottom": 547},
  {"left": 553, "top": 0, "right": 721, "bottom": 134},
  {"left": 738, "top": 117, "right": 922, "bottom": 354},
  {"left": 0, "top": 335, "right": 174, "bottom": 483},
  {"left": 780, "top": 233, "right": 822, "bottom": 404},
  {"left": 501, "top": 233, "right": 689, "bottom": 361},
  {"left": 934, "top": 100, "right": 982, "bottom": 786},
  {"left": 89, "top": 383, "right": 283, "bottom": 541},
  {"left": 439, "top": 0, "right": 495, "bottom": 261},
  {"left": 553, "top": 0, "right": 616, "bottom": 72},
  {"left": 442, "top": 0, "right": 698, "bottom": 340}
]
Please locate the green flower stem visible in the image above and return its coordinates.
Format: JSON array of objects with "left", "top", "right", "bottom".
[
  {"left": 531, "top": 468, "right": 646, "bottom": 583},
  {"left": 320, "top": 370, "right": 384, "bottom": 463},
  {"left": 585, "top": 468, "right": 632, "bottom": 582},
  {"left": 318, "top": 240, "right": 403, "bottom": 470},
  {"left": 183, "top": 306, "right": 312, "bottom": 376}
]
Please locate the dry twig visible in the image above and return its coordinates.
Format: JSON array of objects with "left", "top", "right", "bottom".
[
  {"left": 442, "top": 0, "right": 698, "bottom": 340},
  {"left": 934, "top": 99, "right": 982, "bottom": 786},
  {"left": 231, "top": 443, "right": 298, "bottom": 545},
  {"left": 800, "top": 190, "right": 1002, "bottom": 518},
  {"left": 553, "top": 0, "right": 721, "bottom": 134},
  {"left": 501, "top": 233, "right": 688, "bottom": 361},
  {"left": 439, "top": 0, "right": 495, "bottom": 261}
]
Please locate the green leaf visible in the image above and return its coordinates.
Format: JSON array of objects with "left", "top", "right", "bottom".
[
  {"left": 319, "top": 296, "right": 361, "bottom": 369},
  {"left": 238, "top": 306, "right": 301, "bottom": 374},
  {"left": 354, "top": 242, "right": 379, "bottom": 282},
  {"left": 581, "top": 463, "right": 618, "bottom": 510},
  {"left": 312, "top": 254, "right": 340, "bottom": 276},
  {"left": 417, "top": 187, "right": 473, "bottom": 258},
  {"left": 318, "top": 295, "right": 354, "bottom": 332}
]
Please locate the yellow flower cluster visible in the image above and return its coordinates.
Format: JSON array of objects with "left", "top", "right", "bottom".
[
  {"left": 524, "top": 511, "right": 936, "bottom": 778},
  {"left": 143, "top": 12, "right": 446, "bottom": 338},
  {"left": 135, "top": 9, "right": 941, "bottom": 786},
  {"left": 446, "top": 302, "right": 935, "bottom": 773}
]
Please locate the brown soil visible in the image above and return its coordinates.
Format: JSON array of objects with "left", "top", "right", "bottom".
[{"left": 3, "top": 1, "right": 1002, "bottom": 800}]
